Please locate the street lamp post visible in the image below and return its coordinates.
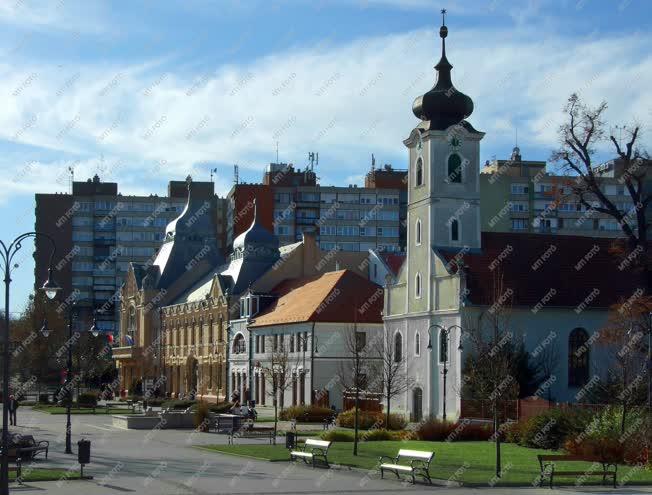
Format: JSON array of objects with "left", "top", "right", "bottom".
[
  {"left": 427, "top": 324, "right": 462, "bottom": 422},
  {"left": 0, "top": 232, "right": 60, "bottom": 495},
  {"left": 59, "top": 302, "right": 100, "bottom": 454}
]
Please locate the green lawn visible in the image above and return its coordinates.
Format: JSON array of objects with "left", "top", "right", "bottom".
[
  {"left": 31, "top": 406, "right": 138, "bottom": 415},
  {"left": 11, "top": 468, "right": 81, "bottom": 482},
  {"left": 198, "top": 440, "right": 652, "bottom": 486}
]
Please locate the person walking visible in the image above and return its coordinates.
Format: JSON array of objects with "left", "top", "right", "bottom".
[{"left": 8, "top": 394, "right": 18, "bottom": 426}]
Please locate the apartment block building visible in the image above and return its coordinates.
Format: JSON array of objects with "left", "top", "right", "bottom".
[
  {"left": 227, "top": 161, "right": 407, "bottom": 253},
  {"left": 480, "top": 147, "right": 649, "bottom": 237},
  {"left": 34, "top": 175, "right": 227, "bottom": 335}
]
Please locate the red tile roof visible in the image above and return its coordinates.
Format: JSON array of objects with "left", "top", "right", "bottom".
[
  {"left": 379, "top": 252, "right": 406, "bottom": 276},
  {"left": 439, "top": 232, "right": 643, "bottom": 309},
  {"left": 249, "top": 270, "right": 384, "bottom": 327}
]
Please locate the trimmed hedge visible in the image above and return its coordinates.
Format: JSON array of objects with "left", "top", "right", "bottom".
[
  {"left": 416, "top": 419, "right": 493, "bottom": 441},
  {"left": 279, "top": 405, "right": 333, "bottom": 423},
  {"left": 208, "top": 402, "right": 233, "bottom": 414},
  {"left": 77, "top": 392, "right": 98, "bottom": 408},
  {"left": 162, "top": 399, "right": 196, "bottom": 410},
  {"left": 336, "top": 409, "right": 407, "bottom": 431},
  {"left": 320, "top": 430, "right": 354, "bottom": 442}
]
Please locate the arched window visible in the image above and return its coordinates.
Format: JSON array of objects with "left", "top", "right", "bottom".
[
  {"left": 128, "top": 306, "right": 136, "bottom": 334},
  {"left": 415, "top": 332, "right": 420, "bottom": 356},
  {"left": 233, "top": 334, "right": 246, "bottom": 354},
  {"left": 439, "top": 330, "right": 448, "bottom": 363},
  {"left": 568, "top": 328, "right": 589, "bottom": 386},
  {"left": 415, "top": 273, "right": 422, "bottom": 298},
  {"left": 451, "top": 219, "right": 459, "bottom": 242},
  {"left": 448, "top": 154, "right": 462, "bottom": 183},
  {"left": 415, "top": 157, "right": 423, "bottom": 186},
  {"left": 416, "top": 219, "right": 422, "bottom": 245},
  {"left": 394, "top": 332, "right": 403, "bottom": 362}
]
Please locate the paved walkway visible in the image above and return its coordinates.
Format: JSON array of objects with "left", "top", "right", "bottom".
[{"left": 8, "top": 408, "right": 652, "bottom": 494}]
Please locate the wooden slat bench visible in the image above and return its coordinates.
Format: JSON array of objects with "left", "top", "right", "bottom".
[
  {"left": 379, "top": 449, "right": 434, "bottom": 484},
  {"left": 228, "top": 425, "right": 275, "bottom": 445},
  {"left": 537, "top": 454, "right": 617, "bottom": 488},
  {"left": 290, "top": 439, "right": 331, "bottom": 467}
]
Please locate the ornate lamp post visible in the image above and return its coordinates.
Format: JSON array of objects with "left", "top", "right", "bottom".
[
  {"left": 0, "top": 232, "right": 60, "bottom": 495},
  {"left": 427, "top": 324, "right": 462, "bottom": 422}
]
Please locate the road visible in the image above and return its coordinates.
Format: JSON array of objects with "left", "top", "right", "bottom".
[{"left": 9, "top": 408, "right": 652, "bottom": 494}]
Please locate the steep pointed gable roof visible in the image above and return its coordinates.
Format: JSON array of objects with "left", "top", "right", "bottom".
[{"left": 249, "top": 270, "right": 383, "bottom": 327}]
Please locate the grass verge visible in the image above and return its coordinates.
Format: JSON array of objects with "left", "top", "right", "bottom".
[
  {"left": 198, "top": 440, "right": 652, "bottom": 486},
  {"left": 11, "top": 468, "right": 81, "bottom": 482}
]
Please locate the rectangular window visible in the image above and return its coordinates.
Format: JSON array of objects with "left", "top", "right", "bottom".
[
  {"left": 510, "top": 184, "right": 529, "bottom": 195},
  {"left": 355, "top": 332, "right": 366, "bottom": 352},
  {"left": 511, "top": 219, "right": 527, "bottom": 230},
  {"left": 377, "top": 226, "right": 399, "bottom": 237},
  {"left": 336, "top": 225, "right": 359, "bottom": 236}
]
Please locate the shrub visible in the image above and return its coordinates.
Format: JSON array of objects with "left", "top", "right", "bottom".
[
  {"left": 385, "top": 413, "right": 408, "bottom": 431},
  {"left": 504, "top": 421, "right": 525, "bottom": 444},
  {"left": 208, "top": 402, "right": 233, "bottom": 414},
  {"left": 319, "top": 430, "right": 354, "bottom": 442},
  {"left": 565, "top": 406, "right": 648, "bottom": 465},
  {"left": 279, "top": 405, "right": 333, "bottom": 423},
  {"left": 518, "top": 408, "right": 591, "bottom": 450},
  {"left": 194, "top": 401, "right": 211, "bottom": 430},
  {"left": 416, "top": 419, "right": 493, "bottom": 441},
  {"left": 144, "top": 398, "right": 165, "bottom": 407},
  {"left": 38, "top": 394, "right": 50, "bottom": 404},
  {"left": 77, "top": 392, "right": 98, "bottom": 408},
  {"left": 336, "top": 409, "right": 384, "bottom": 430}
]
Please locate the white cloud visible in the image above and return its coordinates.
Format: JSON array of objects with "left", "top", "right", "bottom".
[{"left": 0, "top": 24, "right": 650, "bottom": 203}]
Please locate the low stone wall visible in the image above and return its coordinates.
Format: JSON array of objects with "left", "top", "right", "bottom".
[{"left": 112, "top": 412, "right": 195, "bottom": 429}]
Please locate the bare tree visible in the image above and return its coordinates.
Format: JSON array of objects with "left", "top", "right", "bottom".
[
  {"left": 372, "top": 326, "right": 414, "bottom": 428},
  {"left": 461, "top": 271, "right": 518, "bottom": 478},
  {"left": 551, "top": 93, "right": 650, "bottom": 287},
  {"left": 592, "top": 297, "right": 652, "bottom": 434},
  {"left": 260, "top": 335, "right": 299, "bottom": 441},
  {"left": 337, "top": 323, "right": 378, "bottom": 456}
]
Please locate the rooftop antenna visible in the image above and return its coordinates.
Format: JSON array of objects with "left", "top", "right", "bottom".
[
  {"left": 233, "top": 164, "right": 239, "bottom": 185},
  {"left": 68, "top": 165, "right": 74, "bottom": 193},
  {"left": 276, "top": 141, "right": 279, "bottom": 164},
  {"left": 515, "top": 127, "right": 518, "bottom": 147},
  {"left": 210, "top": 167, "right": 217, "bottom": 183},
  {"left": 371, "top": 153, "right": 376, "bottom": 172}
]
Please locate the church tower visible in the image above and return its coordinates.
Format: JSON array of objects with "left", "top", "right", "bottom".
[{"left": 404, "top": 10, "right": 484, "bottom": 310}]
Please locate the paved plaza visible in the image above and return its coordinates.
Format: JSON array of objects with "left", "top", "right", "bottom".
[{"left": 3, "top": 408, "right": 649, "bottom": 494}]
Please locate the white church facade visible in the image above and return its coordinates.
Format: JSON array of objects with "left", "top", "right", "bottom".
[{"left": 383, "top": 16, "right": 638, "bottom": 421}]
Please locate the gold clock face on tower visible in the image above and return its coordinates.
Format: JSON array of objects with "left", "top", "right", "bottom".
[
  {"left": 416, "top": 133, "right": 423, "bottom": 152},
  {"left": 449, "top": 136, "right": 461, "bottom": 149}
]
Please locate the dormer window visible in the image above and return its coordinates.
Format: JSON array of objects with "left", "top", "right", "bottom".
[{"left": 239, "top": 294, "right": 260, "bottom": 318}]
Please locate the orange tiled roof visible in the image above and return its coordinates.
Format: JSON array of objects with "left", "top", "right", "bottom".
[{"left": 249, "top": 270, "right": 383, "bottom": 327}]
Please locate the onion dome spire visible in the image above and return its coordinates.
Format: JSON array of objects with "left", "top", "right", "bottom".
[{"left": 412, "top": 9, "right": 474, "bottom": 130}]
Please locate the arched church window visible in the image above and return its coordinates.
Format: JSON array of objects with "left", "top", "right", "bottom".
[
  {"left": 128, "top": 306, "right": 136, "bottom": 334},
  {"left": 416, "top": 219, "right": 422, "bottom": 245},
  {"left": 415, "top": 157, "right": 424, "bottom": 186},
  {"left": 568, "top": 328, "right": 589, "bottom": 387},
  {"left": 447, "top": 154, "right": 462, "bottom": 183},
  {"left": 451, "top": 219, "right": 459, "bottom": 242},
  {"left": 415, "top": 273, "right": 422, "bottom": 298},
  {"left": 394, "top": 332, "right": 403, "bottom": 363},
  {"left": 233, "top": 334, "right": 246, "bottom": 354},
  {"left": 415, "top": 332, "right": 421, "bottom": 356}
]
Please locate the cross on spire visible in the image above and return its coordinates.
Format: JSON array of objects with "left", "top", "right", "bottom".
[{"left": 441, "top": 8, "right": 447, "bottom": 26}]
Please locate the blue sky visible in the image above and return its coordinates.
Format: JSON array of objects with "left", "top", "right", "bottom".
[{"left": 1, "top": 0, "right": 651, "bottom": 312}]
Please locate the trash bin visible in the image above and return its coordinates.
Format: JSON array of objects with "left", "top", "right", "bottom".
[
  {"left": 285, "top": 432, "right": 296, "bottom": 450},
  {"left": 77, "top": 438, "right": 91, "bottom": 478}
]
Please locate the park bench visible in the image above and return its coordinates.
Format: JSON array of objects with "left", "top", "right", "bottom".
[
  {"left": 537, "top": 454, "right": 617, "bottom": 488},
  {"left": 4, "top": 435, "right": 49, "bottom": 461},
  {"left": 379, "top": 449, "right": 434, "bottom": 484},
  {"left": 290, "top": 439, "right": 331, "bottom": 467},
  {"left": 104, "top": 401, "right": 137, "bottom": 414},
  {"left": 228, "top": 424, "right": 275, "bottom": 445}
]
